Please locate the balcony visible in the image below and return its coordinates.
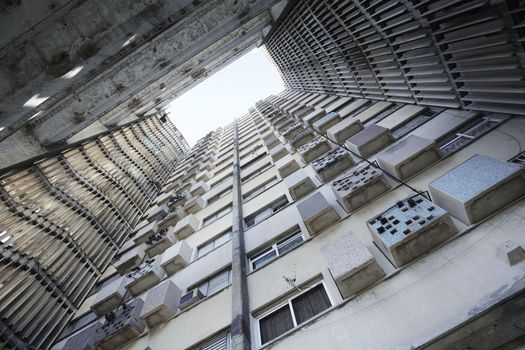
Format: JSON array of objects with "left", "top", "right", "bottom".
[
  {"left": 190, "top": 181, "right": 210, "bottom": 197},
  {"left": 326, "top": 117, "right": 363, "bottom": 144},
  {"left": 91, "top": 277, "right": 127, "bottom": 316},
  {"left": 168, "top": 192, "right": 190, "bottom": 209},
  {"left": 296, "top": 192, "right": 340, "bottom": 235},
  {"left": 346, "top": 125, "right": 394, "bottom": 158},
  {"left": 95, "top": 300, "right": 145, "bottom": 350},
  {"left": 429, "top": 155, "right": 525, "bottom": 225},
  {"left": 377, "top": 135, "right": 441, "bottom": 180},
  {"left": 173, "top": 214, "right": 200, "bottom": 239},
  {"left": 262, "top": 132, "right": 280, "bottom": 149},
  {"left": 291, "top": 105, "right": 314, "bottom": 119},
  {"left": 195, "top": 170, "right": 212, "bottom": 183},
  {"left": 125, "top": 257, "right": 165, "bottom": 296},
  {"left": 303, "top": 109, "right": 327, "bottom": 125},
  {"left": 282, "top": 122, "right": 304, "bottom": 140},
  {"left": 154, "top": 190, "right": 176, "bottom": 206},
  {"left": 275, "top": 154, "right": 301, "bottom": 178},
  {"left": 321, "top": 233, "right": 384, "bottom": 298},
  {"left": 62, "top": 322, "right": 102, "bottom": 350},
  {"left": 158, "top": 207, "right": 186, "bottom": 230},
  {"left": 139, "top": 280, "right": 181, "bottom": 328},
  {"left": 312, "top": 112, "right": 341, "bottom": 134},
  {"left": 331, "top": 164, "right": 391, "bottom": 213},
  {"left": 160, "top": 240, "right": 192, "bottom": 275},
  {"left": 133, "top": 221, "right": 159, "bottom": 245},
  {"left": 183, "top": 196, "right": 205, "bottom": 215},
  {"left": 146, "top": 204, "right": 170, "bottom": 223},
  {"left": 288, "top": 128, "right": 315, "bottom": 150},
  {"left": 114, "top": 246, "right": 146, "bottom": 274},
  {"left": 284, "top": 169, "right": 316, "bottom": 200},
  {"left": 145, "top": 227, "right": 177, "bottom": 257},
  {"left": 312, "top": 148, "right": 354, "bottom": 182},
  {"left": 269, "top": 143, "right": 289, "bottom": 162},
  {"left": 297, "top": 136, "right": 331, "bottom": 163},
  {"left": 367, "top": 195, "right": 457, "bottom": 267}
]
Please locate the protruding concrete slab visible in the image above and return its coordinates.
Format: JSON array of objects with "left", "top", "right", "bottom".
[
  {"left": 302, "top": 109, "right": 326, "bottom": 125},
  {"left": 145, "top": 227, "right": 177, "bottom": 257},
  {"left": 377, "top": 135, "right": 441, "bottom": 180},
  {"left": 168, "top": 192, "right": 190, "bottom": 210},
  {"left": 183, "top": 196, "right": 205, "bottom": 215},
  {"left": 282, "top": 122, "right": 304, "bottom": 140},
  {"left": 353, "top": 101, "right": 392, "bottom": 123},
  {"left": 346, "top": 125, "right": 393, "bottom": 158},
  {"left": 154, "top": 190, "right": 175, "bottom": 207},
  {"left": 190, "top": 181, "right": 210, "bottom": 197},
  {"left": 195, "top": 170, "right": 212, "bottom": 183},
  {"left": 312, "top": 148, "right": 354, "bottom": 182},
  {"left": 367, "top": 195, "right": 457, "bottom": 267},
  {"left": 158, "top": 207, "right": 186, "bottom": 230},
  {"left": 133, "top": 221, "right": 159, "bottom": 245},
  {"left": 173, "top": 214, "right": 199, "bottom": 239},
  {"left": 269, "top": 143, "right": 289, "bottom": 162},
  {"left": 91, "top": 277, "right": 126, "bottom": 317},
  {"left": 275, "top": 154, "right": 301, "bottom": 178},
  {"left": 125, "top": 257, "right": 165, "bottom": 296},
  {"left": 313, "top": 112, "right": 342, "bottom": 134},
  {"left": 139, "top": 280, "right": 182, "bottom": 328},
  {"left": 291, "top": 105, "right": 314, "bottom": 119},
  {"left": 412, "top": 109, "right": 479, "bottom": 141},
  {"left": 331, "top": 164, "right": 391, "bottom": 213},
  {"left": 62, "top": 322, "right": 102, "bottom": 350},
  {"left": 497, "top": 240, "right": 525, "bottom": 266},
  {"left": 377, "top": 105, "right": 427, "bottom": 130},
  {"left": 297, "top": 192, "right": 340, "bottom": 235},
  {"left": 326, "top": 117, "right": 364, "bottom": 144},
  {"left": 297, "top": 136, "right": 332, "bottom": 163},
  {"left": 338, "top": 99, "right": 370, "bottom": 118},
  {"left": 321, "top": 233, "right": 385, "bottom": 298},
  {"left": 262, "top": 132, "right": 280, "bottom": 149},
  {"left": 95, "top": 299, "right": 145, "bottom": 350},
  {"left": 160, "top": 240, "right": 192, "bottom": 276},
  {"left": 429, "top": 155, "right": 525, "bottom": 225},
  {"left": 289, "top": 128, "right": 315, "bottom": 150},
  {"left": 285, "top": 169, "right": 316, "bottom": 200},
  {"left": 114, "top": 245, "right": 146, "bottom": 275},
  {"left": 146, "top": 204, "right": 170, "bottom": 223}
]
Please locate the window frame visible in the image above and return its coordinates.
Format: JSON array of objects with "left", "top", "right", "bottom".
[
  {"left": 244, "top": 196, "right": 290, "bottom": 229},
  {"left": 202, "top": 204, "right": 233, "bottom": 227},
  {"left": 190, "top": 267, "right": 232, "bottom": 298},
  {"left": 242, "top": 176, "right": 279, "bottom": 202},
  {"left": 195, "top": 229, "right": 232, "bottom": 259},
  {"left": 207, "top": 186, "right": 233, "bottom": 204},
  {"left": 249, "top": 228, "right": 304, "bottom": 271},
  {"left": 255, "top": 281, "right": 333, "bottom": 346}
]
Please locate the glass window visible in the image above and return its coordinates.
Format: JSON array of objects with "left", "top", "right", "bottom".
[
  {"left": 196, "top": 229, "right": 232, "bottom": 259},
  {"left": 249, "top": 229, "right": 304, "bottom": 271},
  {"left": 258, "top": 283, "right": 331, "bottom": 345},
  {"left": 202, "top": 205, "right": 232, "bottom": 227},
  {"left": 208, "top": 186, "right": 233, "bottom": 204},
  {"left": 196, "top": 269, "right": 232, "bottom": 297},
  {"left": 243, "top": 177, "right": 279, "bottom": 202},
  {"left": 245, "top": 196, "right": 289, "bottom": 228}
]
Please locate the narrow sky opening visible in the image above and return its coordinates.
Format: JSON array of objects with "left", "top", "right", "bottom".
[{"left": 165, "top": 48, "right": 284, "bottom": 146}]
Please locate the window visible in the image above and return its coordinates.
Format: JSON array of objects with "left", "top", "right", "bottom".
[
  {"left": 257, "top": 283, "right": 332, "bottom": 345},
  {"left": 241, "top": 162, "right": 272, "bottom": 184},
  {"left": 208, "top": 186, "right": 233, "bottom": 204},
  {"left": 240, "top": 151, "right": 267, "bottom": 170},
  {"left": 203, "top": 205, "right": 232, "bottom": 227},
  {"left": 244, "top": 196, "right": 289, "bottom": 228},
  {"left": 249, "top": 229, "right": 304, "bottom": 271},
  {"left": 195, "top": 268, "right": 232, "bottom": 297},
  {"left": 243, "top": 177, "right": 279, "bottom": 202},
  {"left": 196, "top": 331, "right": 230, "bottom": 350},
  {"left": 210, "top": 173, "right": 232, "bottom": 188},
  {"left": 196, "top": 229, "right": 232, "bottom": 259}
]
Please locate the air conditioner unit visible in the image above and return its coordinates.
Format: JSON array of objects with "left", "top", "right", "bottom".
[{"left": 179, "top": 289, "right": 204, "bottom": 310}]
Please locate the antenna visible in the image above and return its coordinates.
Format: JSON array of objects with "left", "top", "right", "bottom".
[{"left": 282, "top": 272, "right": 301, "bottom": 292}]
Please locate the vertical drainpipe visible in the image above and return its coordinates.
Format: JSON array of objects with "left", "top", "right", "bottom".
[{"left": 231, "top": 119, "right": 251, "bottom": 349}]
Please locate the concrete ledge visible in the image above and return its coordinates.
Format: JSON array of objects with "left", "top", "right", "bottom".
[
  {"left": 275, "top": 154, "right": 301, "bottom": 178},
  {"left": 303, "top": 109, "right": 327, "bottom": 125},
  {"left": 285, "top": 169, "right": 316, "bottom": 201},
  {"left": 297, "top": 136, "right": 331, "bottom": 163},
  {"left": 313, "top": 112, "right": 342, "bottom": 134},
  {"left": 160, "top": 240, "right": 192, "bottom": 276},
  {"left": 114, "top": 246, "right": 146, "bottom": 275},
  {"left": 173, "top": 214, "right": 199, "bottom": 239},
  {"left": 139, "top": 280, "right": 181, "bottom": 328},
  {"left": 269, "top": 143, "right": 289, "bottom": 162},
  {"left": 297, "top": 192, "right": 340, "bottom": 235},
  {"left": 125, "top": 257, "right": 165, "bottom": 296},
  {"left": 91, "top": 277, "right": 126, "bottom": 317},
  {"left": 326, "top": 117, "right": 364, "bottom": 144},
  {"left": 312, "top": 148, "right": 354, "bottom": 182},
  {"left": 145, "top": 227, "right": 177, "bottom": 257},
  {"left": 367, "top": 195, "right": 458, "bottom": 267},
  {"left": 183, "top": 196, "right": 205, "bottom": 215},
  {"left": 133, "top": 221, "right": 159, "bottom": 245},
  {"left": 289, "top": 129, "right": 315, "bottom": 150},
  {"left": 346, "top": 125, "right": 393, "bottom": 158}
]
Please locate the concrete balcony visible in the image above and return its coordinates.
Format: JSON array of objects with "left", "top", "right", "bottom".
[
  {"left": 183, "top": 196, "right": 205, "bottom": 215},
  {"left": 331, "top": 164, "right": 391, "bottom": 213},
  {"left": 173, "top": 214, "right": 200, "bottom": 239},
  {"left": 291, "top": 105, "right": 314, "bottom": 119},
  {"left": 62, "top": 322, "right": 102, "bottom": 350},
  {"left": 190, "top": 181, "right": 210, "bottom": 197},
  {"left": 262, "top": 132, "right": 280, "bottom": 149},
  {"left": 145, "top": 227, "right": 177, "bottom": 257},
  {"left": 346, "top": 125, "right": 394, "bottom": 158},
  {"left": 297, "top": 136, "right": 331, "bottom": 163},
  {"left": 303, "top": 109, "right": 327, "bottom": 125},
  {"left": 195, "top": 170, "right": 212, "bottom": 183},
  {"left": 95, "top": 299, "right": 145, "bottom": 350},
  {"left": 158, "top": 207, "right": 186, "bottom": 230},
  {"left": 125, "top": 257, "right": 165, "bottom": 296},
  {"left": 160, "top": 240, "right": 192, "bottom": 276},
  {"left": 114, "top": 245, "right": 146, "bottom": 275},
  {"left": 269, "top": 143, "right": 289, "bottom": 162},
  {"left": 312, "top": 148, "right": 354, "bottom": 182},
  {"left": 429, "top": 155, "right": 525, "bottom": 225},
  {"left": 326, "top": 117, "right": 364, "bottom": 144},
  {"left": 367, "top": 195, "right": 457, "bottom": 267},
  {"left": 297, "top": 192, "right": 340, "bottom": 235},
  {"left": 139, "top": 280, "right": 181, "bottom": 328},
  {"left": 168, "top": 192, "right": 190, "bottom": 209},
  {"left": 377, "top": 135, "right": 441, "bottom": 180},
  {"left": 133, "top": 221, "right": 159, "bottom": 245},
  {"left": 313, "top": 112, "right": 342, "bottom": 134},
  {"left": 274, "top": 117, "right": 294, "bottom": 132},
  {"left": 275, "top": 154, "right": 301, "bottom": 178},
  {"left": 284, "top": 169, "right": 316, "bottom": 200},
  {"left": 154, "top": 190, "right": 175, "bottom": 207},
  {"left": 321, "top": 233, "right": 384, "bottom": 298},
  {"left": 289, "top": 128, "right": 315, "bottom": 150},
  {"left": 282, "top": 122, "right": 304, "bottom": 140},
  {"left": 146, "top": 204, "right": 170, "bottom": 223},
  {"left": 91, "top": 277, "right": 126, "bottom": 316}
]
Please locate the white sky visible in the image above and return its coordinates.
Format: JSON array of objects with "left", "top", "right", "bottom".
[{"left": 165, "top": 48, "right": 284, "bottom": 146}]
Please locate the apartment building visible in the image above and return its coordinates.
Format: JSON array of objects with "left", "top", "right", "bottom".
[{"left": 46, "top": 86, "right": 525, "bottom": 350}]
